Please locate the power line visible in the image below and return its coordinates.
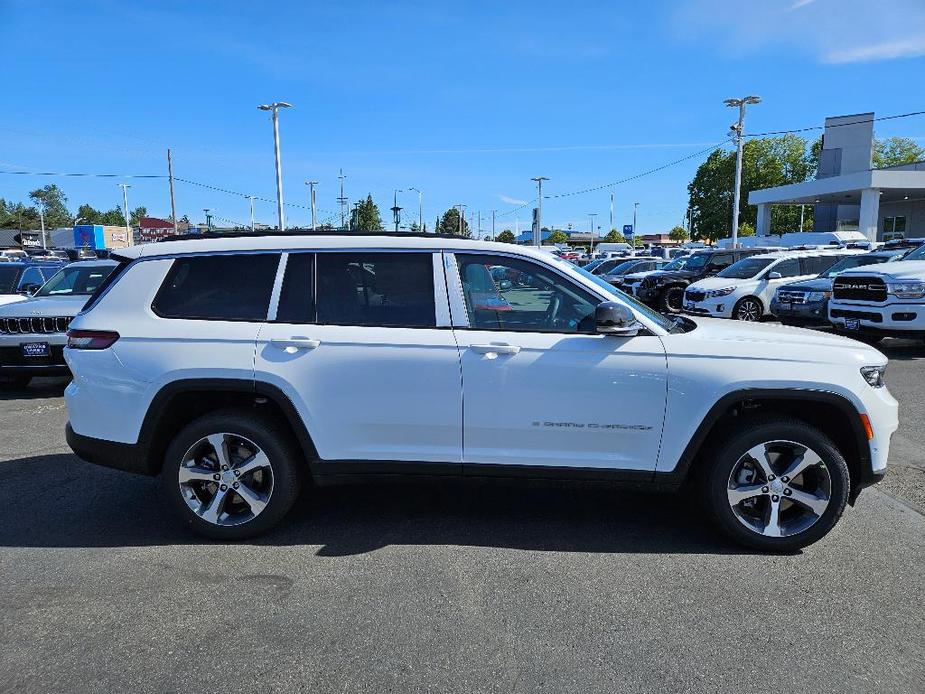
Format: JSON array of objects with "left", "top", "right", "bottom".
[{"left": 745, "top": 109, "right": 925, "bottom": 138}]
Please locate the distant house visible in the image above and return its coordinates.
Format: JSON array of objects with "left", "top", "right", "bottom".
[{"left": 137, "top": 217, "right": 184, "bottom": 243}]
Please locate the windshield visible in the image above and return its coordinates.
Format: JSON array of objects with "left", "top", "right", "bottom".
[
  {"left": 904, "top": 244, "right": 925, "bottom": 261},
  {"left": 36, "top": 264, "right": 115, "bottom": 297},
  {"left": 662, "top": 256, "right": 689, "bottom": 271},
  {"left": 567, "top": 262, "right": 677, "bottom": 332},
  {"left": 0, "top": 266, "right": 21, "bottom": 294},
  {"left": 603, "top": 260, "right": 643, "bottom": 276},
  {"left": 822, "top": 254, "right": 891, "bottom": 277},
  {"left": 717, "top": 257, "right": 774, "bottom": 279}
]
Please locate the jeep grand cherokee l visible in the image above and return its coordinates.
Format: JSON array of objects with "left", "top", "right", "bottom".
[{"left": 63, "top": 233, "right": 898, "bottom": 551}]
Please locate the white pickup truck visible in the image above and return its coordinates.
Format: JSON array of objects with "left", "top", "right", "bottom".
[{"left": 829, "top": 259, "right": 925, "bottom": 342}]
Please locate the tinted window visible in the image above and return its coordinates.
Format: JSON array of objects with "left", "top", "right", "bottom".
[
  {"left": 152, "top": 254, "right": 279, "bottom": 321},
  {"left": 0, "top": 266, "right": 22, "bottom": 294},
  {"left": 773, "top": 258, "right": 802, "bottom": 278},
  {"left": 801, "top": 255, "right": 840, "bottom": 276},
  {"left": 822, "top": 255, "right": 888, "bottom": 277},
  {"left": 456, "top": 254, "right": 599, "bottom": 333},
  {"left": 316, "top": 252, "right": 435, "bottom": 327},
  {"left": 18, "top": 267, "right": 44, "bottom": 289},
  {"left": 708, "top": 253, "right": 734, "bottom": 270},
  {"left": 717, "top": 258, "right": 774, "bottom": 279},
  {"left": 276, "top": 253, "right": 315, "bottom": 323}
]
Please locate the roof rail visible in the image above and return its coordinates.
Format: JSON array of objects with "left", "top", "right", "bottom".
[{"left": 156, "top": 229, "right": 470, "bottom": 243}]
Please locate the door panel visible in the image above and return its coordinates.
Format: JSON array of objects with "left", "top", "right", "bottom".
[{"left": 451, "top": 253, "right": 668, "bottom": 471}]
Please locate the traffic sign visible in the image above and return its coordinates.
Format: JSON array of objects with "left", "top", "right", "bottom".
[{"left": 623, "top": 224, "right": 634, "bottom": 237}]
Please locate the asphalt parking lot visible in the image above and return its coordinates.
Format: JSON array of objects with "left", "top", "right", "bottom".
[{"left": 1, "top": 341, "right": 923, "bottom": 693}]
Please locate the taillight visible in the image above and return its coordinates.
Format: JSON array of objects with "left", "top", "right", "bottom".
[{"left": 66, "top": 329, "right": 120, "bottom": 350}]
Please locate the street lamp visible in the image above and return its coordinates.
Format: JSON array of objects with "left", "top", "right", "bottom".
[
  {"left": 257, "top": 101, "right": 292, "bottom": 231},
  {"left": 118, "top": 183, "right": 132, "bottom": 247},
  {"left": 724, "top": 95, "right": 761, "bottom": 248},
  {"left": 530, "top": 176, "right": 549, "bottom": 247},
  {"left": 588, "top": 213, "right": 598, "bottom": 255},
  {"left": 408, "top": 187, "right": 423, "bottom": 232},
  {"left": 392, "top": 189, "right": 403, "bottom": 232},
  {"left": 305, "top": 181, "right": 318, "bottom": 230}
]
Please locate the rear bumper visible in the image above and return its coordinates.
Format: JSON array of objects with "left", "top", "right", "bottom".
[{"left": 65, "top": 423, "right": 152, "bottom": 476}]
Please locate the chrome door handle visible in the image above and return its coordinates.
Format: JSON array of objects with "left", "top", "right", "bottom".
[
  {"left": 270, "top": 338, "right": 320, "bottom": 350},
  {"left": 471, "top": 343, "right": 520, "bottom": 355}
]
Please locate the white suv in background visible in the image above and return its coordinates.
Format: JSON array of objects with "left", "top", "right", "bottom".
[
  {"left": 683, "top": 249, "right": 858, "bottom": 321},
  {"left": 63, "top": 233, "right": 898, "bottom": 551}
]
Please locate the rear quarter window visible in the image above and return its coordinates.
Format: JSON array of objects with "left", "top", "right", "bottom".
[{"left": 152, "top": 253, "right": 280, "bottom": 321}]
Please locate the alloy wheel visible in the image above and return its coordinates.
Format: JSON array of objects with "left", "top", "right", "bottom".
[
  {"left": 735, "top": 298, "right": 761, "bottom": 321},
  {"left": 726, "top": 440, "right": 831, "bottom": 538},
  {"left": 177, "top": 432, "right": 274, "bottom": 527}
]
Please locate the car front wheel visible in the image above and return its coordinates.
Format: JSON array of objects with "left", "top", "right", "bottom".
[
  {"left": 702, "top": 416, "right": 849, "bottom": 552},
  {"left": 733, "top": 297, "right": 763, "bottom": 321},
  {"left": 659, "top": 286, "right": 684, "bottom": 313},
  {"left": 160, "top": 410, "right": 303, "bottom": 540}
]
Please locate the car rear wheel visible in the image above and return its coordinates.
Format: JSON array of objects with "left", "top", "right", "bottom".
[
  {"left": 702, "top": 416, "right": 849, "bottom": 552},
  {"left": 160, "top": 410, "right": 303, "bottom": 540},
  {"left": 733, "top": 297, "right": 763, "bottom": 321}
]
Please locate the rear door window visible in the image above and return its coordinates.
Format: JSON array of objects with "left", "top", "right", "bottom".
[
  {"left": 315, "top": 252, "right": 436, "bottom": 327},
  {"left": 275, "top": 253, "right": 315, "bottom": 323},
  {"left": 773, "top": 258, "right": 802, "bottom": 278},
  {"left": 801, "top": 255, "right": 840, "bottom": 276},
  {"left": 152, "top": 253, "right": 280, "bottom": 321}
]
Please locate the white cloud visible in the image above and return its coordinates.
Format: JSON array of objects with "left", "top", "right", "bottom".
[
  {"left": 675, "top": 0, "right": 925, "bottom": 65},
  {"left": 824, "top": 37, "right": 925, "bottom": 64},
  {"left": 499, "top": 194, "right": 528, "bottom": 205}
]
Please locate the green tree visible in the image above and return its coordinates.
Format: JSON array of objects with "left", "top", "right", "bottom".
[
  {"left": 495, "top": 229, "right": 515, "bottom": 243},
  {"left": 738, "top": 221, "right": 756, "bottom": 237},
  {"left": 668, "top": 225, "right": 689, "bottom": 242},
  {"left": 547, "top": 230, "right": 568, "bottom": 245},
  {"left": 687, "top": 134, "right": 814, "bottom": 241},
  {"left": 602, "top": 229, "right": 626, "bottom": 243},
  {"left": 100, "top": 207, "right": 126, "bottom": 225},
  {"left": 130, "top": 206, "right": 148, "bottom": 225},
  {"left": 75, "top": 203, "right": 104, "bottom": 225},
  {"left": 28, "top": 184, "right": 71, "bottom": 228},
  {"left": 438, "top": 207, "right": 470, "bottom": 237},
  {"left": 873, "top": 136, "right": 925, "bottom": 168},
  {"left": 0, "top": 199, "right": 40, "bottom": 229},
  {"left": 353, "top": 195, "right": 383, "bottom": 231}
]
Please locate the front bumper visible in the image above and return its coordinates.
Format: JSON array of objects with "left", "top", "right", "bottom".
[
  {"left": 682, "top": 296, "right": 734, "bottom": 318},
  {"left": 829, "top": 300, "right": 925, "bottom": 339},
  {"left": 0, "top": 337, "right": 70, "bottom": 376},
  {"left": 770, "top": 298, "right": 830, "bottom": 327}
]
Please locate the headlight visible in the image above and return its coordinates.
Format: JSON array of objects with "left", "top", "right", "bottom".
[
  {"left": 887, "top": 281, "right": 925, "bottom": 299},
  {"left": 860, "top": 365, "right": 886, "bottom": 388},
  {"left": 706, "top": 287, "right": 735, "bottom": 298},
  {"left": 806, "top": 291, "right": 831, "bottom": 302}
]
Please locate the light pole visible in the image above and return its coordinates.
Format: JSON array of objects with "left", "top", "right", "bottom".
[
  {"left": 305, "top": 181, "right": 318, "bottom": 230},
  {"left": 588, "top": 213, "right": 597, "bottom": 255},
  {"left": 724, "top": 95, "right": 760, "bottom": 248},
  {"left": 491, "top": 209, "right": 496, "bottom": 240},
  {"left": 799, "top": 203, "right": 805, "bottom": 232},
  {"left": 530, "top": 176, "right": 548, "bottom": 247},
  {"left": 609, "top": 191, "right": 614, "bottom": 232},
  {"left": 257, "top": 101, "right": 292, "bottom": 231},
  {"left": 391, "top": 189, "right": 403, "bottom": 231},
  {"left": 38, "top": 203, "right": 46, "bottom": 250},
  {"left": 633, "top": 202, "right": 639, "bottom": 252},
  {"left": 118, "top": 183, "right": 132, "bottom": 246},
  {"left": 247, "top": 196, "right": 256, "bottom": 232},
  {"left": 203, "top": 208, "right": 213, "bottom": 232},
  {"left": 408, "top": 187, "right": 423, "bottom": 232}
]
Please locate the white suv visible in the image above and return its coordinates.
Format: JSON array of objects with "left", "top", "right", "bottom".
[
  {"left": 683, "top": 249, "right": 858, "bottom": 321},
  {"left": 63, "top": 233, "right": 898, "bottom": 551}
]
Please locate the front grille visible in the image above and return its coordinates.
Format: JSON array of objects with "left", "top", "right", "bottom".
[
  {"left": 832, "top": 276, "right": 887, "bottom": 302},
  {"left": 0, "top": 345, "right": 67, "bottom": 367},
  {"left": 685, "top": 290, "right": 706, "bottom": 302},
  {"left": 831, "top": 309, "right": 883, "bottom": 323},
  {"left": 0, "top": 316, "right": 71, "bottom": 335},
  {"left": 776, "top": 290, "right": 807, "bottom": 305}
]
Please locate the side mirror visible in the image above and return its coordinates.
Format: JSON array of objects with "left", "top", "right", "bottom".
[
  {"left": 20, "top": 283, "right": 40, "bottom": 295},
  {"left": 595, "top": 301, "right": 641, "bottom": 337},
  {"left": 768, "top": 271, "right": 782, "bottom": 280}
]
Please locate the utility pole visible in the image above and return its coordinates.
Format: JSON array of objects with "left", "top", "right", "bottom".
[
  {"left": 588, "top": 213, "right": 598, "bottom": 255},
  {"left": 530, "top": 176, "right": 548, "bottom": 247},
  {"left": 38, "top": 204, "right": 46, "bottom": 250},
  {"left": 305, "top": 181, "right": 318, "bottom": 230},
  {"left": 609, "top": 191, "right": 614, "bottom": 232},
  {"left": 392, "top": 189, "right": 403, "bottom": 231},
  {"left": 337, "top": 169, "right": 348, "bottom": 229},
  {"left": 491, "top": 210, "right": 496, "bottom": 240},
  {"left": 167, "top": 148, "right": 178, "bottom": 235},
  {"left": 477, "top": 210, "right": 481, "bottom": 240},
  {"left": 724, "top": 95, "right": 760, "bottom": 248},
  {"left": 247, "top": 196, "right": 256, "bottom": 231},
  {"left": 256, "top": 101, "right": 292, "bottom": 231},
  {"left": 118, "top": 183, "right": 132, "bottom": 246},
  {"left": 408, "top": 187, "right": 423, "bottom": 232}
]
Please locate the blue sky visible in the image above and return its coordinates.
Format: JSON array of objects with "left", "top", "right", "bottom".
[{"left": 2, "top": 0, "right": 925, "bottom": 235}]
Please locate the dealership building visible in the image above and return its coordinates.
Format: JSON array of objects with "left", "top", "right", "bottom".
[{"left": 749, "top": 112, "right": 925, "bottom": 242}]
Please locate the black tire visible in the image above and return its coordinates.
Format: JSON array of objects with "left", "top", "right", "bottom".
[
  {"left": 160, "top": 409, "right": 304, "bottom": 540},
  {"left": 658, "top": 286, "right": 684, "bottom": 313},
  {"left": 733, "top": 296, "right": 764, "bottom": 322},
  {"left": 701, "top": 416, "right": 850, "bottom": 552},
  {"left": 0, "top": 375, "right": 32, "bottom": 390}
]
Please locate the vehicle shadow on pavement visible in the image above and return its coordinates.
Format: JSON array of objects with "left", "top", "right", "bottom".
[
  {"left": 0, "top": 453, "right": 758, "bottom": 555},
  {"left": 0, "top": 379, "right": 68, "bottom": 401},
  {"left": 878, "top": 339, "right": 925, "bottom": 361}
]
